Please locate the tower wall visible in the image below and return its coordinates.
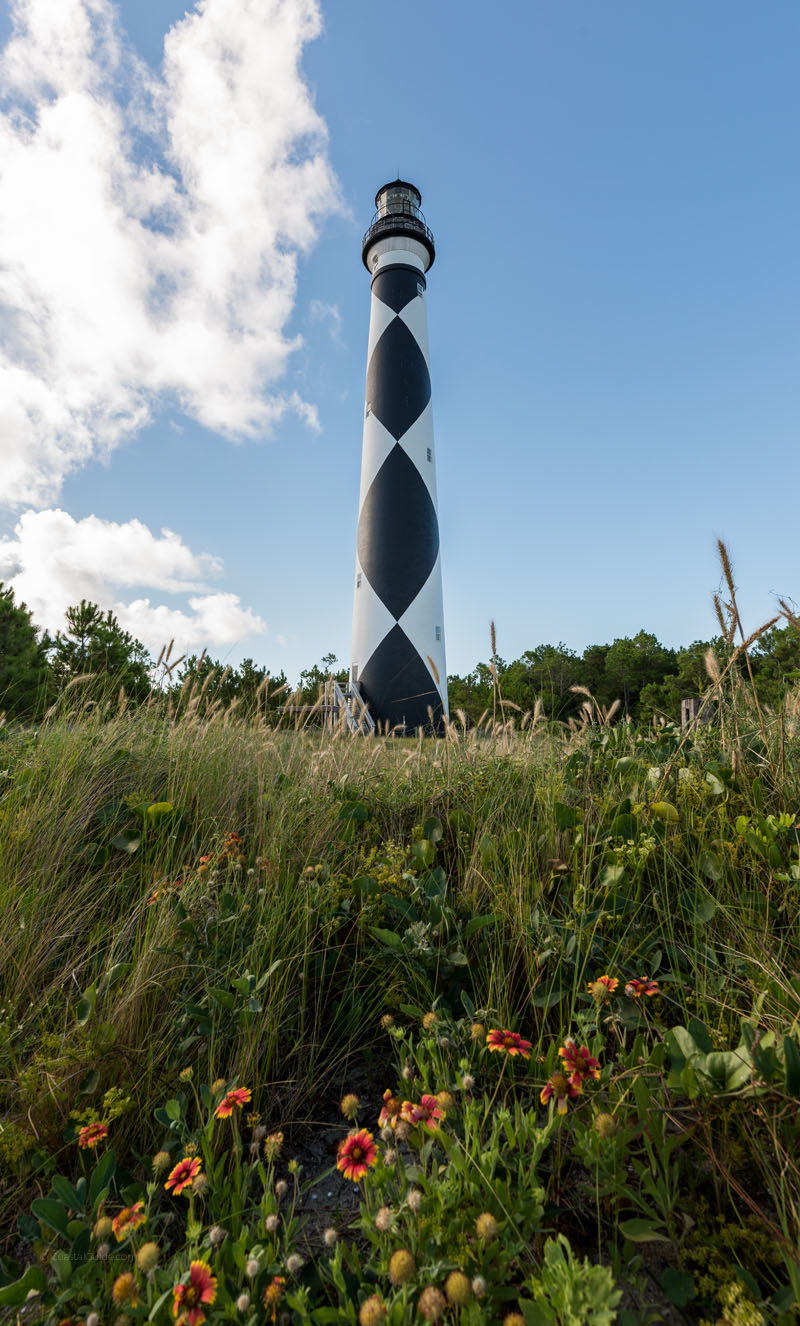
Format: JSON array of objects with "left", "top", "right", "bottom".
[{"left": 351, "top": 196, "right": 447, "bottom": 733}]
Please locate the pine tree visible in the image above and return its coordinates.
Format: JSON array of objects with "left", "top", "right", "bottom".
[
  {"left": 48, "top": 601, "right": 152, "bottom": 703},
  {"left": 0, "top": 584, "right": 54, "bottom": 720}
]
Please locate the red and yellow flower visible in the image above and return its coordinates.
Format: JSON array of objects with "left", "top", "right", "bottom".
[
  {"left": 486, "top": 1029, "right": 533, "bottom": 1058},
  {"left": 540, "top": 1072, "right": 582, "bottom": 1115},
  {"left": 336, "top": 1129, "right": 379, "bottom": 1181},
  {"left": 112, "top": 1272, "right": 139, "bottom": 1306},
  {"left": 263, "top": 1276, "right": 286, "bottom": 1323},
  {"left": 378, "top": 1090, "right": 403, "bottom": 1130},
  {"left": 587, "top": 974, "right": 619, "bottom": 1001},
  {"left": 77, "top": 1121, "right": 108, "bottom": 1149},
  {"left": 625, "top": 978, "right": 660, "bottom": 998},
  {"left": 558, "top": 1038, "right": 601, "bottom": 1084},
  {"left": 214, "top": 1086, "right": 252, "bottom": 1118},
  {"left": 112, "top": 1201, "right": 146, "bottom": 1242},
  {"left": 165, "top": 1156, "right": 202, "bottom": 1196},
  {"left": 172, "top": 1260, "right": 217, "bottom": 1326},
  {"left": 400, "top": 1095, "right": 444, "bottom": 1131}
]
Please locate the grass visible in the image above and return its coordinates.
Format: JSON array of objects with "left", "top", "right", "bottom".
[{"left": 0, "top": 671, "right": 799, "bottom": 1322}]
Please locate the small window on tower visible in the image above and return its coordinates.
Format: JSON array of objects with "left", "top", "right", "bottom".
[
  {"left": 356, "top": 573, "right": 362, "bottom": 588},
  {"left": 365, "top": 401, "right": 371, "bottom": 417},
  {"left": 427, "top": 447, "right": 432, "bottom": 462},
  {"left": 351, "top": 665, "right": 358, "bottom": 683},
  {"left": 417, "top": 282, "right": 424, "bottom": 296},
  {"left": 435, "top": 626, "right": 441, "bottom": 642}
]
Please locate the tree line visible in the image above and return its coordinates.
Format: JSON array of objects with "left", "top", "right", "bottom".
[{"left": 2, "top": 583, "right": 800, "bottom": 726}]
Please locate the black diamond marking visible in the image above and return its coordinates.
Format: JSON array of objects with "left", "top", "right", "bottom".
[
  {"left": 359, "top": 624, "right": 443, "bottom": 732},
  {"left": 357, "top": 444, "right": 439, "bottom": 619},
  {"left": 367, "top": 317, "right": 430, "bottom": 441},
  {"left": 372, "top": 265, "right": 425, "bottom": 313}
]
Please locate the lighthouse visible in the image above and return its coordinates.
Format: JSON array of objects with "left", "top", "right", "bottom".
[{"left": 350, "top": 180, "right": 448, "bottom": 732}]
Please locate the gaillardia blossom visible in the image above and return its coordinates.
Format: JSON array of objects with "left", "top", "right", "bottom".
[
  {"left": 78, "top": 1121, "right": 109, "bottom": 1149},
  {"left": 172, "top": 1260, "right": 217, "bottom": 1325},
  {"left": 165, "top": 1156, "right": 202, "bottom": 1196},
  {"left": 336, "top": 1129, "right": 378, "bottom": 1181},
  {"left": 625, "top": 978, "right": 660, "bottom": 998},
  {"left": 558, "top": 1038, "right": 601, "bottom": 1084},
  {"left": 486, "top": 1029, "right": 533, "bottom": 1058},
  {"left": 540, "top": 1072, "right": 582, "bottom": 1115},
  {"left": 214, "top": 1086, "right": 252, "bottom": 1118},
  {"left": 263, "top": 1275, "right": 286, "bottom": 1322},
  {"left": 378, "top": 1090, "right": 403, "bottom": 1130},
  {"left": 112, "top": 1201, "right": 146, "bottom": 1242},
  {"left": 401, "top": 1095, "right": 444, "bottom": 1131},
  {"left": 587, "top": 974, "right": 619, "bottom": 1001}
]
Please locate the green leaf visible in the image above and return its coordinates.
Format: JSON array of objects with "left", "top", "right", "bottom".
[
  {"left": 145, "top": 801, "right": 174, "bottom": 820},
  {"left": 651, "top": 801, "right": 679, "bottom": 823},
  {"left": 783, "top": 1036, "right": 800, "bottom": 1095},
  {"left": 149, "top": 1289, "right": 173, "bottom": 1321},
  {"left": 619, "top": 1218, "right": 669, "bottom": 1243},
  {"left": 50, "top": 1249, "right": 72, "bottom": 1287},
  {"left": 463, "top": 913, "right": 500, "bottom": 938},
  {"left": 51, "top": 1176, "right": 83, "bottom": 1212},
  {"left": 89, "top": 1149, "right": 116, "bottom": 1208},
  {"left": 338, "top": 800, "right": 370, "bottom": 822},
  {"left": 660, "top": 1269, "right": 695, "bottom": 1306},
  {"left": 554, "top": 801, "right": 578, "bottom": 829},
  {"left": 610, "top": 813, "right": 638, "bottom": 839},
  {"left": 76, "top": 983, "right": 96, "bottom": 1025},
  {"left": 31, "top": 1197, "right": 69, "bottom": 1236},
  {"left": 531, "top": 987, "right": 566, "bottom": 1009},
  {"left": 700, "top": 1049, "right": 752, "bottom": 1093},
  {"left": 705, "top": 771, "right": 726, "bottom": 796},
  {"left": 0, "top": 1266, "right": 47, "bottom": 1307},
  {"left": 410, "top": 837, "right": 435, "bottom": 868},
  {"left": 699, "top": 850, "right": 723, "bottom": 881},
  {"left": 208, "top": 986, "right": 236, "bottom": 1010},
  {"left": 686, "top": 1019, "right": 714, "bottom": 1054},
  {"left": 164, "top": 1098, "right": 183, "bottom": 1121},
  {"left": 370, "top": 927, "right": 403, "bottom": 950},
  {"left": 102, "top": 962, "right": 131, "bottom": 992},
  {"left": 111, "top": 830, "right": 140, "bottom": 853},
  {"left": 78, "top": 1068, "right": 99, "bottom": 1095},
  {"left": 422, "top": 816, "right": 443, "bottom": 843},
  {"left": 460, "top": 990, "right": 476, "bottom": 1019}
]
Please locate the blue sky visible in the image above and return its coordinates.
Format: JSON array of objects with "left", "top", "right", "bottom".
[{"left": 0, "top": 0, "right": 797, "bottom": 682}]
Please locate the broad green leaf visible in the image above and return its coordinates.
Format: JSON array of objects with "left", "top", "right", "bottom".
[
  {"left": 50, "top": 1249, "right": 72, "bottom": 1287},
  {"left": 89, "top": 1149, "right": 116, "bottom": 1208},
  {"left": 51, "top": 1176, "right": 82, "bottom": 1212},
  {"left": 370, "top": 927, "right": 403, "bottom": 950},
  {"left": 422, "top": 816, "right": 443, "bottom": 842},
  {"left": 0, "top": 1266, "right": 47, "bottom": 1307},
  {"left": 111, "top": 831, "right": 140, "bottom": 853},
  {"left": 145, "top": 801, "right": 174, "bottom": 820},
  {"left": 783, "top": 1036, "right": 800, "bottom": 1095},
  {"left": 410, "top": 838, "right": 435, "bottom": 868},
  {"left": 651, "top": 801, "right": 679, "bottom": 823},
  {"left": 619, "top": 1219, "right": 669, "bottom": 1243},
  {"left": 699, "top": 851, "right": 723, "bottom": 881},
  {"left": 554, "top": 801, "right": 578, "bottom": 829},
  {"left": 78, "top": 1069, "right": 99, "bottom": 1095},
  {"left": 76, "top": 984, "right": 96, "bottom": 1025},
  {"left": 463, "top": 913, "right": 500, "bottom": 937},
  {"left": 660, "top": 1269, "right": 695, "bottom": 1306},
  {"left": 31, "top": 1197, "right": 69, "bottom": 1235}
]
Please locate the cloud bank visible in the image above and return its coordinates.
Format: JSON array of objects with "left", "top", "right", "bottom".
[
  {"left": 0, "top": 508, "right": 266, "bottom": 653},
  {"left": 0, "top": 0, "right": 339, "bottom": 507}
]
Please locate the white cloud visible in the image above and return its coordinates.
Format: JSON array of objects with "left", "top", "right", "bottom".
[
  {"left": 0, "top": 0, "right": 339, "bottom": 507},
  {"left": 0, "top": 507, "right": 266, "bottom": 652},
  {"left": 310, "top": 299, "right": 344, "bottom": 347}
]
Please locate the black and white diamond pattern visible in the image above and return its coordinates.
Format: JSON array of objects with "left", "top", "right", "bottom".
[{"left": 351, "top": 258, "right": 448, "bottom": 732}]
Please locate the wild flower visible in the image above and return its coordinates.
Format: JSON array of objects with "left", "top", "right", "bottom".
[
  {"left": 112, "top": 1201, "right": 146, "bottom": 1241},
  {"left": 445, "top": 1272, "right": 471, "bottom": 1306},
  {"left": 374, "top": 1205, "right": 393, "bottom": 1232},
  {"left": 461, "top": 1073, "right": 476, "bottom": 1091},
  {"left": 78, "top": 1121, "right": 108, "bottom": 1149},
  {"left": 595, "top": 1113, "right": 620, "bottom": 1139},
  {"left": 152, "top": 1150, "right": 171, "bottom": 1173},
  {"left": 401, "top": 1094, "right": 444, "bottom": 1131},
  {"left": 470, "top": 1022, "right": 486, "bottom": 1041},
  {"left": 388, "top": 1249, "right": 415, "bottom": 1285},
  {"left": 136, "top": 1242, "right": 160, "bottom": 1271},
  {"left": 214, "top": 1086, "right": 252, "bottom": 1118},
  {"left": 378, "top": 1090, "right": 403, "bottom": 1129},
  {"left": 435, "top": 1090, "right": 454, "bottom": 1112},
  {"left": 286, "top": 1254, "right": 304, "bottom": 1275},
  {"left": 112, "top": 1272, "right": 138, "bottom": 1306},
  {"left": 236, "top": 1295, "right": 250, "bottom": 1313},
  {"left": 165, "top": 1156, "right": 202, "bottom": 1196},
  {"left": 475, "top": 1212, "right": 499, "bottom": 1241},
  {"left": 336, "top": 1129, "right": 378, "bottom": 1181},
  {"left": 558, "top": 1038, "right": 601, "bottom": 1084},
  {"left": 407, "top": 1188, "right": 423, "bottom": 1213},
  {"left": 418, "top": 1286, "right": 447, "bottom": 1321},
  {"left": 208, "top": 1225, "right": 226, "bottom": 1246},
  {"left": 359, "top": 1296, "right": 387, "bottom": 1325},
  {"left": 263, "top": 1131, "right": 283, "bottom": 1161},
  {"left": 625, "top": 978, "right": 660, "bottom": 998},
  {"left": 275, "top": 1179, "right": 288, "bottom": 1198},
  {"left": 323, "top": 1227, "right": 338, "bottom": 1247},
  {"left": 264, "top": 1213, "right": 279, "bottom": 1234},
  {"left": 587, "top": 974, "right": 619, "bottom": 1001},
  {"left": 172, "top": 1260, "right": 217, "bottom": 1326},
  {"left": 486, "top": 1029, "right": 533, "bottom": 1058},
  {"left": 472, "top": 1276, "right": 488, "bottom": 1298},
  {"left": 504, "top": 1315, "right": 526, "bottom": 1326},
  {"left": 191, "top": 1172, "right": 208, "bottom": 1195},
  {"left": 540, "top": 1071, "right": 582, "bottom": 1115},
  {"left": 93, "top": 1216, "right": 113, "bottom": 1240},
  {"left": 340, "top": 1093, "right": 360, "bottom": 1120},
  {"left": 263, "top": 1276, "right": 285, "bottom": 1322},
  {"left": 422, "top": 1011, "right": 438, "bottom": 1030}
]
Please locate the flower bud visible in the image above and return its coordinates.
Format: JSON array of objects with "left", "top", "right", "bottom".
[
  {"left": 323, "top": 1227, "right": 338, "bottom": 1248},
  {"left": 422, "top": 1011, "right": 438, "bottom": 1031},
  {"left": 388, "top": 1249, "right": 415, "bottom": 1285},
  {"left": 152, "top": 1150, "right": 171, "bottom": 1173},
  {"left": 97, "top": 1243, "right": 110, "bottom": 1260},
  {"left": 236, "top": 1294, "right": 251, "bottom": 1312},
  {"left": 285, "top": 1254, "right": 304, "bottom": 1275},
  {"left": 275, "top": 1179, "right": 288, "bottom": 1198},
  {"left": 246, "top": 1258, "right": 260, "bottom": 1278},
  {"left": 265, "top": 1214, "right": 279, "bottom": 1234},
  {"left": 87, "top": 1314, "right": 100, "bottom": 1326},
  {"left": 374, "top": 1206, "right": 393, "bottom": 1232},
  {"left": 136, "top": 1241, "right": 160, "bottom": 1271},
  {"left": 407, "top": 1188, "right": 423, "bottom": 1213},
  {"left": 359, "top": 1296, "right": 387, "bottom": 1325},
  {"left": 263, "top": 1132, "right": 283, "bottom": 1162},
  {"left": 595, "top": 1112, "right": 620, "bottom": 1140},
  {"left": 504, "top": 1316, "right": 526, "bottom": 1326},
  {"left": 445, "top": 1272, "right": 471, "bottom": 1306},
  {"left": 93, "top": 1216, "right": 113, "bottom": 1240},
  {"left": 461, "top": 1074, "right": 476, "bottom": 1091},
  {"left": 209, "top": 1225, "right": 226, "bottom": 1247},
  {"left": 475, "top": 1212, "right": 499, "bottom": 1241},
  {"left": 472, "top": 1276, "right": 487, "bottom": 1298},
  {"left": 470, "top": 1022, "right": 486, "bottom": 1041},
  {"left": 417, "top": 1286, "right": 446, "bottom": 1321},
  {"left": 340, "top": 1093, "right": 360, "bottom": 1120},
  {"left": 380, "top": 1014, "right": 395, "bottom": 1029}
]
